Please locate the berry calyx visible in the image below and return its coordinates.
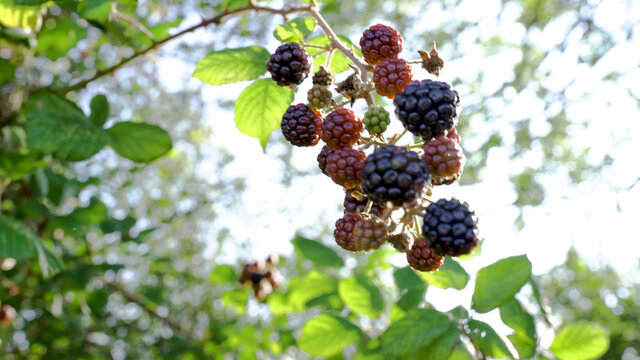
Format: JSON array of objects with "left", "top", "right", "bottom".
[
  {"left": 321, "top": 108, "right": 363, "bottom": 150},
  {"left": 423, "top": 136, "right": 465, "bottom": 185},
  {"left": 373, "top": 58, "right": 412, "bottom": 99},
  {"left": 280, "top": 103, "right": 323, "bottom": 147},
  {"left": 360, "top": 24, "right": 403, "bottom": 65},
  {"left": 326, "top": 148, "right": 366, "bottom": 189},
  {"left": 423, "top": 198, "right": 479, "bottom": 256},
  {"left": 267, "top": 42, "right": 311, "bottom": 87},
  {"left": 307, "top": 84, "right": 334, "bottom": 110},
  {"left": 363, "top": 105, "right": 391, "bottom": 135},
  {"left": 406, "top": 238, "right": 445, "bottom": 272},
  {"left": 343, "top": 192, "right": 388, "bottom": 217}
]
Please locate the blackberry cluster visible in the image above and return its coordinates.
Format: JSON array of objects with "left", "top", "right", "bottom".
[
  {"left": 394, "top": 79, "right": 460, "bottom": 141},
  {"left": 423, "top": 136, "right": 465, "bottom": 185},
  {"left": 280, "top": 103, "right": 323, "bottom": 147},
  {"left": 267, "top": 43, "right": 311, "bottom": 87},
  {"left": 363, "top": 105, "right": 391, "bottom": 135},
  {"left": 321, "top": 108, "right": 363, "bottom": 149},
  {"left": 239, "top": 255, "right": 282, "bottom": 300},
  {"left": 362, "top": 145, "right": 430, "bottom": 207},
  {"left": 307, "top": 84, "right": 334, "bottom": 110},
  {"left": 343, "top": 193, "right": 387, "bottom": 217},
  {"left": 373, "top": 58, "right": 412, "bottom": 99},
  {"left": 359, "top": 23, "right": 403, "bottom": 65},
  {"left": 423, "top": 198, "right": 479, "bottom": 256},
  {"left": 326, "top": 148, "right": 366, "bottom": 189},
  {"left": 407, "top": 238, "right": 445, "bottom": 272}
]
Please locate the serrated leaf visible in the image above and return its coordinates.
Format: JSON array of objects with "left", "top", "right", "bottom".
[
  {"left": 500, "top": 299, "right": 536, "bottom": 358},
  {"left": 468, "top": 320, "right": 514, "bottom": 359},
  {"left": 0, "top": 57, "right": 16, "bottom": 86},
  {"left": 0, "top": 215, "right": 64, "bottom": 278},
  {"left": 338, "top": 274, "right": 384, "bottom": 317},
  {"left": 209, "top": 265, "right": 237, "bottom": 285},
  {"left": 394, "top": 266, "right": 426, "bottom": 311},
  {"left": 273, "top": 17, "right": 316, "bottom": 42},
  {"left": 36, "top": 17, "right": 87, "bottom": 60},
  {"left": 418, "top": 257, "right": 469, "bottom": 290},
  {"left": 298, "top": 313, "right": 361, "bottom": 358},
  {"left": 234, "top": 79, "right": 294, "bottom": 150},
  {"left": 381, "top": 309, "right": 451, "bottom": 355},
  {"left": 0, "top": 2, "right": 43, "bottom": 29},
  {"left": 106, "top": 121, "right": 172, "bottom": 162},
  {"left": 89, "top": 94, "right": 109, "bottom": 127},
  {"left": 472, "top": 255, "right": 532, "bottom": 313},
  {"left": 419, "top": 324, "right": 461, "bottom": 360},
  {"left": 306, "top": 35, "right": 362, "bottom": 73},
  {"left": 194, "top": 47, "right": 270, "bottom": 85},
  {"left": 550, "top": 323, "right": 609, "bottom": 360},
  {"left": 292, "top": 235, "right": 343, "bottom": 268},
  {"left": 23, "top": 91, "right": 109, "bottom": 161}
]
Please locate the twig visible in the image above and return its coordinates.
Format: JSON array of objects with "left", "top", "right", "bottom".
[{"left": 111, "top": 2, "right": 155, "bottom": 40}]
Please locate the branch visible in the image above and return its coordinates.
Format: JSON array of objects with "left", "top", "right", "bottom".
[{"left": 58, "top": 2, "right": 312, "bottom": 94}]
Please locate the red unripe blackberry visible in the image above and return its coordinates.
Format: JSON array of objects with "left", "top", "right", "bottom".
[
  {"left": 407, "top": 238, "right": 445, "bottom": 272},
  {"left": 343, "top": 192, "right": 388, "bottom": 217},
  {"left": 394, "top": 79, "right": 460, "bottom": 141},
  {"left": 334, "top": 213, "right": 362, "bottom": 251},
  {"left": 373, "top": 58, "right": 412, "bottom": 99},
  {"left": 326, "top": 148, "right": 366, "bottom": 189},
  {"left": 281, "top": 103, "right": 323, "bottom": 147},
  {"left": 307, "top": 84, "right": 333, "bottom": 110},
  {"left": 321, "top": 108, "right": 363, "bottom": 150},
  {"left": 423, "top": 198, "right": 479, "bottom": 256},
  {"left": 423, "top": 136, "right": 465, "bottom": 185},
  {"left": 317, "top": 145, "right": 333, "bottom": 176},
  {"left": 360, "top": 24, "right": 403, "bottom": 65},
  {"left": 353, "top": 216, "right": 388, "bottom": 251},
  {"left": 362, "top": 145, "right": 430, "bottom": 207},
  {"left": 267, "top": 43, "right": 311, "bottom": 87}
]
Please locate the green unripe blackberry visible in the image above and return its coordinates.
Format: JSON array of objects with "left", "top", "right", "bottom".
[
  {"left": 363, "top": 105, "right": 391, "bottom": 135},
  {"left": 307, "top": 84, "right": 334, "bottom": 110}
]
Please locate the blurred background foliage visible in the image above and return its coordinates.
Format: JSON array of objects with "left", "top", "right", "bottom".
[{"left": 0, "top": 0, "right": 638, "bottom": 359}]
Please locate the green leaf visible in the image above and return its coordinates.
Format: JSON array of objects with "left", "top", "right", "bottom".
[
  {"left": 0, "top": 150, "right": 40, "bottom": 179},
  {"left": 273, "top": 17, "right": 316, "bottom": 42},
  {"left": 418, "top": 257, "right": 469, "bottom": 290},
  {"left": 23, "top": 91, "right": 109, "bottom": 161},
  {"left": 221, "top": 0, "right": 247, "bottom": 10},
  {"left": 209, "top": 265, "right": 237, "bottom": 285},
  {"left": 36, "top": 18, "right": 87, "bottom": 60},
  {"left": 550, "top": 322, "right": 609, "bottom": 360},
  {"left": 500, "top": 299, "right": 536, "bottom": 358},
  {"left": 78, "top": 0, "right": 112, "bottom": 22},
  {"left": 472, "top": 255, "right": 532, "bottom": 313},
  {"left": 193, "top": 47, "right": 270, "bottom": 85},
  {"left": 419, "top": 324, "right": 461, "bottom": 360},
  {"left": 221, "top": 289, "right": 249, "bottom": 313},
  {"left": 288, "top": 271, "right": 338, "bottom": 309},
  {"left": 0, "top": 0, "right": 48, "bottom": 5},
  {"left": 0, "top": 57, "right": 16, "bottom": 86},
  {"left": 234, "top": 79, "right": 294, "bottom": 150},
  {"left": 381, "top": 309, "right": 451, "bottom": 355},
  {"left": 0, "top": 2, "right": 43, "bottom": 29},
  {"left": 338, "top": 273, "right": 384, "bottom": 317},
  {"left": 393, "top": 266, "right": 424, "bottom": 291},
  {"left": 306, "top": 35, "right": 362, "bottom": 73},
  {"left": 468, "top": 320, "right": 514, "bottom": 359},
  {"left": 106, "top": 121, "right": 172, "bottom": 162},
  {"left": 298, "top": 313, "right": 361, "bottom": 358},
  {"left": 0, "top": 215, "right": 64, "bottom": 278},
  {"left": 394, "top": 266, "right": 427, "bottom": 311},
  {"left": 89, "top": 94, "right": 109, "bottom": 127},
  {"left": 292, "top": 235, "right": 343, "bottom": 268},
  {"left": 449, "top": 345, "right": 474, "bottom": 360}
]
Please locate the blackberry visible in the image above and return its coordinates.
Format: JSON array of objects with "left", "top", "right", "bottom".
[
  {"left": 343, "top": 192, "right": 387, "bottom": 217},
  {"left": 373, "top": 58, "right": 412, "bottom": 99},
  {"left": 360, "top": 23, "right": 403, "bottom": 65},
  {"left": 423, "top": 198, "right": 479, "bottom": 256},
  {"left": 362, "top": 145, "right": 430, "bottom": 207},
  {"left": 307, "top": 84, "right": 334, "bottom": 110},
  {"left": 352, "top": 216, "right": 388, "bottom": 251},
  {"left": 406, "top": 238, "right": 445, "bottom": 272},
  {"left": 281, "top": 103, "right": 323, "bottom": 147},
  {"left": 312, "top": 66, "right": 334, "bottom": 86},
  {"left": 326, "top": 148, "right": 366, "bottom": 189},
  {"left": 394, "top": 79, "right": 460, "bottom": 141},
  {"left": 267, "top": 43, "right": 311, "bottom": 87},
  {"left": 334, "top": 213, "right": 362, "bottom": 251},
  {"left": 363, "top": 105, "right": 391, "bottom": 135},
  {"left": 317, "top": 145, "right": 333, "bottom": 176},
  {"left": 423, "top": 136, "right": 465, "bottom": 185},
  {"left": 321, "top": 108, "right": 363, "bottom": 150}
]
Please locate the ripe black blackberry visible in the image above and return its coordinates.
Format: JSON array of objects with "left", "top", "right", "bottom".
[
  {"left": 312, "top": 66, "right": 334, "bottom": 86},
  {"left": 423, "top": 136, "right": 465, "bottom": 185},
  {"left": 317, "top": 145, "right": 333, "bottom": 176},
  {"left": 307, "top": 84, "right": 334, "bottom": 110},
  {"left": 352, "top": 216, "right": 388, "bottom": 251},
  {"left": 362, "top": 145, "right": 430, "bottom": 207},
  {"left": 363, "top": 105, "right": 391, "bottom": 135},
  {"left": 406, "top": 238, "right": 445, "bottom": 272},
  {"left": 343, "top": 192, "right": 387, "bottom": 217},
  {"left": 373, "top": 58, "right": 412, "bottom": 99},
  {"left": 321, "top": 108, "right": 363, "bottom": 150},
  {"left": 394, "top": 79, "right": 460, "bottom": 141},
  {"left": 423, "top": 198, "right": 479, "bottom": 256},
  {"left": 280, "top": 103, "right": 323, "bottom": 147},
  {"left": 326, "top": 148, "right": 366, "bottom": 189},
  {"left": 359, "top": 23, "right": 403, "bottom": 65},
  {"left": 267, "top": 43, "right": 311, "bottom": 87}
]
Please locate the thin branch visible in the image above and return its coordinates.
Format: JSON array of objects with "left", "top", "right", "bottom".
[{"left": 111, "top": 2, "right": 155, "bottom": 40}]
